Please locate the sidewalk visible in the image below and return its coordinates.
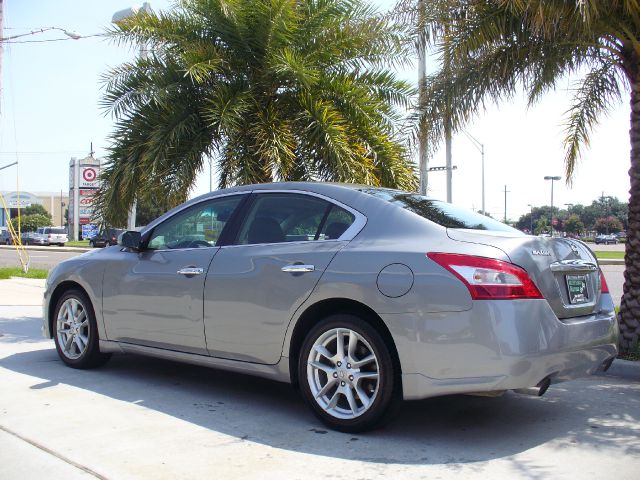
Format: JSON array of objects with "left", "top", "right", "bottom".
[{"left": 0, "top": 278, "right": 46, "bottom": 307}]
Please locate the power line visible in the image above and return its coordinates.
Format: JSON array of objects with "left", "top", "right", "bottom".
[
  {"left": 0, "top": 151, "right": 89, "bottom": 155},
  {"left": 2, "top": 33, "right": 104, "bottom": 44}
]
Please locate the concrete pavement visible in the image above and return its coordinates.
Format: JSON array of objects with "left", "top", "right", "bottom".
[{"left": 1, "top": 279, "right": 639, "bottom": 479}]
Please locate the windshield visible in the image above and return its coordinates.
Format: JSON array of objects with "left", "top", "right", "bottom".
[{"left": 360, "top": 188, "right": 523, "bottom": 234}]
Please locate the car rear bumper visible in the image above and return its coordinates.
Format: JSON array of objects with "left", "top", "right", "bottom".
[{"left": 382, "top": 296, "right": 618, "bottom": 400}]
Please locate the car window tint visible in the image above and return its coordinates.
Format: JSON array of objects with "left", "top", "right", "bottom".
[
  {"left": 50, "top": 228, "right": 66, "bottom": 234},
  {"left": 148, "top": 196, "right": 242, "bottom": 250},
  {"left": 360, "top": 188, "right": 523, "bottom": 234},
  {"left": 237, "top": 194, "right": 335, "bottom": 245}
]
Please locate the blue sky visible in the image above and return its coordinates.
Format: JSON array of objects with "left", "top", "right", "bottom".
[{"left": 0, "top": 0, "right": 631, "bottom": 220}]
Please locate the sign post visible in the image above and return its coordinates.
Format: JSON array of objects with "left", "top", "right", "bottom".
[{"left": 69, "top": 154, "right": 101, "bottom": 240}]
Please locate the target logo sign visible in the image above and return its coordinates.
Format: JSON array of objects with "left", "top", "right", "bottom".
[
  {"left": 83, "top": 167, "right": 97, "bottom": 182},
  {"left": 80, "top": 167, "right": 99, "bottom": 187}
]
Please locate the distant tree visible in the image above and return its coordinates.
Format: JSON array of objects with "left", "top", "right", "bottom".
[
  {"left": 23, "top": 204, "right": 51, "bottom": 220},
  {"left": 564, "top": 214, "right": 584, "bottom": 235},
  {"left": 20, "top": 214, "right": 52, "bottom": 232},
  {"left": 534, "top": 217, "right": 549, "bottom": 235},
  {"left": 594, "top": 216, "right": 624, "bottom": 234}
]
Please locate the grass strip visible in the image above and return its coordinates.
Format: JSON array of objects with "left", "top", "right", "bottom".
[
  {"left": 65, "top": 240, "right": 90, "bottom": 247},
  {"left": 594, "top": 251, "right": 624, "bottom": 259},
  {"left": 0, "top": 267, "right": 49, "bottom": 279}
]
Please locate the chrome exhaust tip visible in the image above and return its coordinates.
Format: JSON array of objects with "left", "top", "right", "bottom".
[{"left": 514, "top": 377, "right": 551, "bottom": 397}]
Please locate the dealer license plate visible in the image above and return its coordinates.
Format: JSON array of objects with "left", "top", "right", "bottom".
[{"left": 566, "top": 275, "right": 589, "bottom": 304}]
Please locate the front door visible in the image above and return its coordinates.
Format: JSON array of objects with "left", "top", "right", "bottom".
[
  {"left": 204, "top": 192, "right": 358, "bottom": 364},
  {"left": 102, "top": 194, "right": 245, "bottom": 354}
]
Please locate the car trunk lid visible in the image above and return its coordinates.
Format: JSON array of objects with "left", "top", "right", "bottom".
[{"left": 447, "top": 229, "right": 601, "bottom": 319}]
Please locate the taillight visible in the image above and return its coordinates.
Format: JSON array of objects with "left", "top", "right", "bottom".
[
  {"left": 427, "top": 252, "right": 543, "bottom": 300},
  {"left": 600, "top": 269, "right": 610, "bottom": 294},
  {"left": 48, "top": 234, "right": 52, "bottom": 239}
]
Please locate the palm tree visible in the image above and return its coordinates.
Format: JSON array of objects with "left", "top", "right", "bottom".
[
  {"left": 95, "top": 0, "right": 418, "bottom": 226},
  {"left": 399, "top": 0, "right": 640, "bottom": 352}
]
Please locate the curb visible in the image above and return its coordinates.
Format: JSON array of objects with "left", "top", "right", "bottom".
[
  {"left": 0, "top": 245, "right": 91, "bottom": 253},
  {"left": 598, "top": 259, "right": 625, "bottom": 266}
]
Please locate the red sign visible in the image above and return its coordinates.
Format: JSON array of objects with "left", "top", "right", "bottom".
[
  {"left": 82, "top": 167, "right": 97, "bottom": 182},
  {"left": 79, "top": 189, "right": 95, "bottom": 196}
]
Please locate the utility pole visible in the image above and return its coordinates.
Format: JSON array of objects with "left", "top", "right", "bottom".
[
  {"left": 528, "top": 204, "right": 534, "bottom": 234},
  {"left": 503, "top": 185, "right": 510, "bottom": 224},
  {"left": 463, "top": 131, "right": 485, "bottom": 214}
]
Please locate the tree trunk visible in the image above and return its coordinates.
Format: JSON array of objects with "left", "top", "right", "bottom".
[{"left": 618, "top": 72, "right": 640, "bottom": 353}]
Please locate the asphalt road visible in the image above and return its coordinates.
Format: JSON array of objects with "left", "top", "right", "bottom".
[
  {"left": 0, "top": 285, "right": 638, "bottom": 480},
  {"left": 0, "top": 247, "right": 84, "bottom": 270}
]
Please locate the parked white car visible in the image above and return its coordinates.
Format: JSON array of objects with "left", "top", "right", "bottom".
[{"left": 37, "top": 227, "right": 68, "bottom": 246}]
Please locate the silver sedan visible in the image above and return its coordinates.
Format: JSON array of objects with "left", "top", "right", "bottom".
[{"left": 42, "top": 183, "right": 618, "bottom": 432}]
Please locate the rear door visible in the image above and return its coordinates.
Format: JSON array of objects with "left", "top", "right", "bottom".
[{"left": 203, "top": 192, "right": 362, "bottom": 364}]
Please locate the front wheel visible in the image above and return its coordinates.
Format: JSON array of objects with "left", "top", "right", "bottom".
[
  {"left": 53, "top": 289, "right": 111, "bottom": 369},
  {"left": 298, "top": 314, "right": 399, "bottom": 432}
]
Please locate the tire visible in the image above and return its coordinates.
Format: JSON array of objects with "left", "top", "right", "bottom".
[
  {"left": 53, "top": 289, "right": 111, "bottom": 369},
  {"left": 298, "top": 314, "right": 400, "bottom": 432}
]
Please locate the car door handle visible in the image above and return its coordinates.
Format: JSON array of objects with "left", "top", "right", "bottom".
[
  {"left": 177, "top": 267, "right": 204, "bottom": 276},
  {"left": 281, "top": 264, "right": 315, "bottom": 273}
]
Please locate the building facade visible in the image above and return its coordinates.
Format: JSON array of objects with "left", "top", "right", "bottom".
[{"left": 0, "top": 191, "right": 69, "bottom": 229}]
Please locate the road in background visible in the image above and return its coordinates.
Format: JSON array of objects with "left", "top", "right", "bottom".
[
  {"left": 0, "top": 248, "right": 84, "bottom": 269},
  {"left": 585, "top": 242, "right": 626, "bottom": 252}
]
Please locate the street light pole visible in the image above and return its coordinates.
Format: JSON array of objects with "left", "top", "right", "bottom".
[
  {"left": 528, "top": 204, "right": 534, "bottom": 234},
  {"left": 463, "top": 131, "right": 485, "bottom": 214},
  {"left": 544, "top": 175, "right": 561, "bottom": 236}
]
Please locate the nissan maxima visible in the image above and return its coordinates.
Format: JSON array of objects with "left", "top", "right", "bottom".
[{"left": 42, "top": 182, "right": 618, "bottom": 432}]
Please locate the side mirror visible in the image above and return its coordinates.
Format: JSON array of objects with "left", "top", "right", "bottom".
[{"left": 119, "top": 230, "right": 142, "bottom": 250}]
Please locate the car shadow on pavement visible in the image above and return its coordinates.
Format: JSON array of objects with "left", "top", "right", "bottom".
[{"left": 2, "top": 315, "right": 639, "bottom": 466}]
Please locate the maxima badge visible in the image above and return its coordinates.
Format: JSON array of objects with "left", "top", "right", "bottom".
[{"left": 532, "top": 250, "right": 551, "bottom": 256}]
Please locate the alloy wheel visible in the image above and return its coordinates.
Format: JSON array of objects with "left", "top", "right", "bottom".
[
  {"left": 306, "top": 327, "right": 380, "bottom": 419},
  {"left": 56, "top": 298, "right": 90, "bottom": 360}
]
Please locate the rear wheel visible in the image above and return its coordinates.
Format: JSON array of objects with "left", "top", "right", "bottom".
[
  {"left": 53, "top": 289, "right": 111, "bottom": 369},
  {"left": 298, "top": 314, "right": 399, "bottom": 432}
]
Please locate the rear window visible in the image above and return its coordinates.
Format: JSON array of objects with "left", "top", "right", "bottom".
[
  {"left": 360, "top": 188, "right": 522, "bottom": 233},
  {"left": 49, "top": 228, "right": 67, "bottom": 234}
]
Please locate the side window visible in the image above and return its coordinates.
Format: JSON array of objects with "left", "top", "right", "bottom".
[
  {"left": 147, "top": 195, "right": 243, "bottom": 250},
  {"left": 237, "top": 193, "right": 355, "bottom": 245},
  {"left": 319, "top": 206, "right": 355, "bottom": 240}
]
